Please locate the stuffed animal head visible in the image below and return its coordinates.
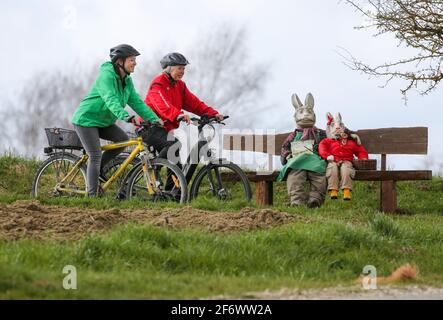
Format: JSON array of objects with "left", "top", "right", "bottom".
[
  {"left": 326, "top": 112, "right": 346, "bottom": 139},
  {"left": 325, "top": 112, "right": 362, "bottom": 145},
  {"left": 292, "top": 93, "right": 316, "bottom": 128}
]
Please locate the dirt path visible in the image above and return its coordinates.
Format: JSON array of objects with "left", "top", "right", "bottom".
[
  {"left": 211, "top": 285, "right": 443, "bottom": 300},
  {"left": 0, "top": 200, "right": 306, "bottom": 241}
]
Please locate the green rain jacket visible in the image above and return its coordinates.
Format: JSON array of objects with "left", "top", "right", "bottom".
[
  {"left": 72, "top": 62, "right": 159, "bottom": 127},
  {"left": 277, "top": 131, "right": 327, "bottom": 182}
]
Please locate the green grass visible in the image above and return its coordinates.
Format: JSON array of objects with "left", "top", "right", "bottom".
[
  {"left": 0, "top": 154, "right": 40, "bottom": 196},
  {"left": 1, "top": 220, "right": 442, "bottom": 299},
  {"left": 0, "top": 155, "right": 443, "bottom": 299}
]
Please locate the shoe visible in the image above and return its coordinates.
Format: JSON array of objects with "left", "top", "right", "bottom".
[
  {"left": 329, "top": 189, "right": 338, "bottom": 200},
  {"left": 115, "top": 189, "right": 127, "bottom": 200},
  {"left": 343, "top": 188, "right": 351, "bottom": 201},
  {"left": 307, "top": 199, "right": 321, "bottom": 208},
  {"left": 88, "top": 186, "right": 105, "bottom": 198}
]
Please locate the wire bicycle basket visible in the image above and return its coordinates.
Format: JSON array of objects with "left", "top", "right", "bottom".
[{"left": 45, "top": 128, "right": 83, "bottom": 149}]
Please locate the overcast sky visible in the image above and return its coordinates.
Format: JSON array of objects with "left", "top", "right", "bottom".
[{"left": 1, "top": 0, "right": 442, "bottom": 172}]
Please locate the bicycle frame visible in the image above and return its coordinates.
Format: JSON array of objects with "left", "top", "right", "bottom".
[
  {"left": 55, "top": 136, "right": 152, "bottom": 196},
  {"left": 181, "top": 120, "right": 220, "bottom": 183},
  {"left": 100, "top": 137, "right": 146, "bottom": 192},
  {"left": 181, "top": 140, "right": 208, "bottom": 183}
]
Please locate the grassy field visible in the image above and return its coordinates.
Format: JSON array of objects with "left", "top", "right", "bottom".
[{"left": 0, "top": 155, "right": 442, "bottom": 299}]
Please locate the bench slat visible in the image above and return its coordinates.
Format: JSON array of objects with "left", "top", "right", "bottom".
[
  {"left": 222, "top": 170, "right": 432, "bottom": 182},
  {"left": 354, "top": 170, "right": 432, "bottom": 181},
  {"left": 357, "top": 127, "right": 428, "bottom": 154}
]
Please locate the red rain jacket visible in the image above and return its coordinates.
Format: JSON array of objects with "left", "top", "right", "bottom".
[
  {"left": 319, "top": 138, "right": 369, "bottom": 162},
  {"left": 142, "top": 73, "right": 218, "bottom": 132}
]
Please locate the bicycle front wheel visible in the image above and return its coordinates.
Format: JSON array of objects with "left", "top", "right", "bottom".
[
  {"left": 126, "top": 158, "right": 188, "bottom": 204},
  {"left": 189, "top": 160, "right": 252, "bottom": 202},
  {"left": 31, "top": 153, "right": 87, "bottom": 198}
]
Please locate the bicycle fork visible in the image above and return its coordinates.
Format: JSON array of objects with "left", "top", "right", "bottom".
[
  {"left": 140, "top": 154, "right": 181, "bottom": 195},
  {"left": 204, "top": 165, "right": 227, "bottom": 198},
  {"left": 140, "top": 154, "right": 157, "bottom": 194}
]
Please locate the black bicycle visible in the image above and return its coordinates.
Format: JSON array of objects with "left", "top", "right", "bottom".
[{"left": 179, "top": 115, "right": 252, "bottom": 202}]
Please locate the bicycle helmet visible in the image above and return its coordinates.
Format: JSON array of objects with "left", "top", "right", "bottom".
[
  {"left": 110, "top": 44, "right": 140, "bottom": 63},
  {"left": 160, "top": 52, "right": 190, "bottom": 69}
]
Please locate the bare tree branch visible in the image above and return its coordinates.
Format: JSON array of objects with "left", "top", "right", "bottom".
[{"left": 343, "top": 0, "right": 443, "bottom": 95}]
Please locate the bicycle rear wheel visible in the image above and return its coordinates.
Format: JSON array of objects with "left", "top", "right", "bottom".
[
  {"left": 189, "top": 160, "right": 252, "bottom": 202},
  {"left": 31, "top": 153, "right": 87, "bottom": 198},
  {"left": 126, "top": 158, "right": 188, "bottom": 204}
]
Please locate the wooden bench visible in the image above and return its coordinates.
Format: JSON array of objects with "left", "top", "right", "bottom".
[{"left": 223, "top": 127, "right": 432, "bottom": 213}]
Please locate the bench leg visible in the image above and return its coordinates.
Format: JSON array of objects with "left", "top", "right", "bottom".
[
  {"left": 380, "top": 180, "right": 397, "bottom": 213},
  {"left": 255, "top": 181, "right": 273, "bottom": 206}
]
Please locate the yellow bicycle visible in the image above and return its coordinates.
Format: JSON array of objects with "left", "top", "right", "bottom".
[{"left": 31, "top": 123, "right": 187, "bottom": 203}]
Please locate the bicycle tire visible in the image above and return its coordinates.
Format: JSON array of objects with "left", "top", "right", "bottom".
[
  {"left": 31, "top": 153, "right": 87, "bottom": 198},
  {"left": 189, "top": 160, "right": 252, "bottom": 202},
  {"left": 126, "top": 158, "right": 188, "bottom": 204}
]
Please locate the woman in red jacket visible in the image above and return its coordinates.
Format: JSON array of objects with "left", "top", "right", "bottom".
[
  {"left": 140, "top": 53, "right": 224, "bottom": 180},
  {"left": 319, "top": 128, "right": 368, "bottom": 200},
  {"left": 144, "top": 52, "right": 224, "bottom": 132}
]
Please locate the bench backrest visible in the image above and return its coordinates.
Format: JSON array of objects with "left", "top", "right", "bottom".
[
  {"left": 356, "top": 127, "right": 428, "bottom": 155},
  {"left": 223, "top": 127, "right": 428, "bottom": 156}
]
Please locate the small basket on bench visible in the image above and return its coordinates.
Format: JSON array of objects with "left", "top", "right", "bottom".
[
  {"left": 45, "top": 128, "right": 83, "bottom": 149},
  {"left": 352, "top": 159, "right": 377, "bottom": 170}
]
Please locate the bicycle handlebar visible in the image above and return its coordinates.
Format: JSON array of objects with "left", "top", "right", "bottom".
[
  {"left": 179, "top": 115, "right": 229, "bottom": 126},
  {"left": 135, "top": 121, "right": 164, "bottom": 136},
  {"left": 135, "top": 115, "right": 229, "bottom": 136}
]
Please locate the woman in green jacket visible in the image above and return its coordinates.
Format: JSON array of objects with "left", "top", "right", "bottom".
[{"left": 71, "top": 44, "right": 162, "bottom": 197}]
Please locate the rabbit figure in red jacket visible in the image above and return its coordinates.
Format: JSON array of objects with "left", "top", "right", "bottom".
[{"left": 319, "top": 112, "right": 368, "bottom": 200}]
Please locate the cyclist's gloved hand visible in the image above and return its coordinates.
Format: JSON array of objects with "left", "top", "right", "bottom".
[
  {"left": 215, "top": 114, "right": 225, "bottom": 122},
  {"left": 125, "top": 115, "right": 141, "bottom": 126},
  {"left": 177, "top": 114, "right": 191, "bottom": 125},
  {"left": 156, "top": 119, "right": 165, "bottom": 127}
]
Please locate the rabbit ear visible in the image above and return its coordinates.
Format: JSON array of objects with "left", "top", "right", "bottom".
[
  {"left": 291, "top": 94, "right": 303, "bottom": 110},
  {"left": 305, "top": 93, "right": 315, "bottom": 109},
  {"left": 336, "top": 112, "right": 342, "bottom": 124},
  {"left": 326, "top": 112, "right": 333, "bottom": 125}
]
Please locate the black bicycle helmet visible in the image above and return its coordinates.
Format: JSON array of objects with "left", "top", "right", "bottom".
[
  {"left": 110, "top": 44, "right": 140, "bottom": 63},
  {"left": 160, "top": 52, "right": 190, "bottom": 69}
]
